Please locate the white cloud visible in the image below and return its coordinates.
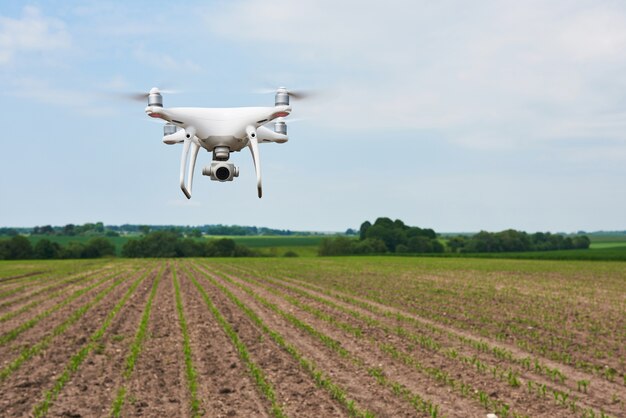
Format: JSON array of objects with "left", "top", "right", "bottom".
[
  {"left": 0, "top": 6, "right": 71, "bottom": 65},
  {"left": 133, "top": 46, "right": 202, "bottom": 73},
  {"left": 205, "top": 0, "right": 626, "bottom": 153},
  {"left": 8, "top": 77, "right": 118, "bottom": 117}
]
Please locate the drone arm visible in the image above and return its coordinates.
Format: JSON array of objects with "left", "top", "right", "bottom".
[
  {"left": 178, "top": 126, "right": 197, "bottom": 199},
  {"left": 245, "top": 125, "right": 262, "bottom": 198},
  {"left": 163, "top": 129, "right": 186, "bottom": 145},
  {"left": 256, "top": 125, "right": 288, "bottom": 144}
]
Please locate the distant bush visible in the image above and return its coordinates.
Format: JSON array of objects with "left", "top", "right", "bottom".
[
  {"left": 0, "top": 235, "right": 115, "bottom": 260},
  {"left": 121, "top": 231, "right": 256, "bottom": 258},
  {"left": 0, "top": 235, "right": 33, "bottom": 260},
  {"left": 320, "top": 218, "right": 442, "bottom": 256},
  {"left": 283, "top": 250, "right": 299, "bottom": 257},
  {"left": 449, "top": 230, "right": 591, "bottom": 253}
]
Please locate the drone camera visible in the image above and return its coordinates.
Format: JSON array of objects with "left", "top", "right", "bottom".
[{"left": 202, "top": 161, "right": 239, "bottom": 182}]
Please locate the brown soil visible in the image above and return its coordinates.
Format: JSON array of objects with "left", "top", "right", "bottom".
[
  {"left": 120, "top": 265, "right": 192, "bottom": 417},
  {"left": 1, "top": 260, "right": 623, "bottom": 418},
  {"left": 0, "top": 268, "right": 110, "bottom": 331},
  {"left": 215, "top": 262, "right": 626, "bottom": 418},
  {"left": 0, "top": 269, "right": 147, "bottom": 416},
  {"left": 0, "top": 270, "right": 48, "bottom": 284},
  {"left": 185, "top": 264, "right": 351, "bottom": 417},
  {"left": 176, "top": 265, "right": 271, "bottom": 417},
  {"left": 45, "top": 268, "right": 158, "bottom": 417},
  {"left": 204, "top": 264, "right": 485, "bottom": 418},
  {"left": 0, "top": 270, "right": 122, "bottom": 360}
]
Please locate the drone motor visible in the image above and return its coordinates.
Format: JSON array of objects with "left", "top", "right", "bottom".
[
  {"left": 275, "top": 87, "right": 289, "bottom": 106},
  {"left": 274, "top": 119, "right": 287, "bottom": 135},
  {"left": 148, "top": 88, "right": 163, "bottom": 107}
]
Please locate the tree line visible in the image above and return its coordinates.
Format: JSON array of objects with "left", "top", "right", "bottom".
[
  {"left": 121, "top": 231, "right": 255, "bottom": 258},
  {"left": 319, "top": 218, "right": 591, "bottom": 256},
  {"left": 0, "top": 222, "right": 318, "bottom": 237},
  {"left": 447, "top": 230, "right": 590, "bottom": 253},
  {"left": 0, "top": 231, "right": 257, "bottom": 260},
  {"left": 0, "top": 236, "right": 115, "bottom": 260},
  {"left": 319, "top": 218, "right": 444, "bottom": 255}
]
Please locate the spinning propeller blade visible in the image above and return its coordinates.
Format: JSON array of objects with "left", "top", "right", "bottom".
[
  {"left": 117, "top": 87, "right": 181, "bottom": 102},
  {"left": 253, "top": 86, "right": 315, "bottom": 101}
]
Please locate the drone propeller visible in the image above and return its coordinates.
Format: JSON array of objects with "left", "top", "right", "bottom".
[
  {"left": 118, "top": 87, "right": 181, "bottom": 103},
  {"left": 253, "top": 87, "right": 315, "bottom": 101}
]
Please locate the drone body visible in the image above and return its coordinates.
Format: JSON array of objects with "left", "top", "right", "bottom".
[{"left": 144, "top": 87, "right": 294, "bottom": 198}]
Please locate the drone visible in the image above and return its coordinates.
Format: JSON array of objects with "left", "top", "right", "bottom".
[{"left": 141, "top": 87, "right": 302, "bottom": 198}]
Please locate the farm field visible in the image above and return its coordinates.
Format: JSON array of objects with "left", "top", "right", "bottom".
[{"left": 0, "top": 257, "right": 624, "bottom": 417}]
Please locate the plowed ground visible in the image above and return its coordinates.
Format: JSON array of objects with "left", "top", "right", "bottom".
[{"left": 0, "top": 258, "right": 623, "bottom": 418}]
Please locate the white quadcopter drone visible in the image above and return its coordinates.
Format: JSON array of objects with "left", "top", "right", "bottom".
[{"left": 141, "top": 87, "right": 302, "bottom": 198}]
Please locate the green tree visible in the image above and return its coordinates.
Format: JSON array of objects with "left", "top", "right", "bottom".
[
  {"left": 359, "top": 221, "right": 372, "bottom": 240},
  {"left": 34, "top": 239, "right": 61, "bottom": 259},
  {"left": 83, "top": 237, "right": 116, "bottom": 258},
  {"left": 5, "top": 235, "right": 34, "bottom": 259}
]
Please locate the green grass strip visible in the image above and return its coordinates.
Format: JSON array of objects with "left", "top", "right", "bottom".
[
  {"left": 187, "top": 262, "right": 371, "bottom": 418},
  {"left": 31, "top": 267, "right": 151, "bottom": 418},
  {"left": 181, "top": 263, "right": 287, "bottom": 418},
  {"left": 172, "top": 264, "right": 202, "bottom": 418},
  {"left": 0, "top": 269, "right": 125, "bottom": 346},
  {"left": 110, "top": 263, "right": 164, "bottom": 417},
  {"left": 0, "top": 270, "right": 135, "bottom": 382}
]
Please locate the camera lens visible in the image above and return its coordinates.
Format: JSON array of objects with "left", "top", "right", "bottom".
[{"left": 216, "top": 166, "right": 230, "bottom": 180}]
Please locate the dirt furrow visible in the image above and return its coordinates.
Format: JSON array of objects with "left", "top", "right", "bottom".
[
  {"left": 207, "top": 264, "right": 492, "bottom": 418},
  {"left": 232, "top": 266, "right": 624, "bottom": 417},
  {"left": 121, "top": 265, "right": 190, "bottom": 417},
  {"left": 0, "top": 264, "right": 110, "bottom": 298},
  {"left": 44, "top": 267, "right": 159, "bottom": 417},
  {"left": 0, "top": 269, "right": 124, "bottom": 356},
  {"left": 229, "top": 266, "right": 625, "bottom": 417},
  {"left": 195, "top": 262, "right": 445, "bottom": 418},
  {"left": 176, "top": 265, "right": 270, "bottom": 417},
  {"left": 0, "top": 268, "right": 116, "bottom": 327},
  {"left": 187, "top": 263, "right": 352, "bottom": 418},
  {"left": 0, "top": 268, "right": 146, "bottom": 416},
  {"left": 0, "top": 270, "right": 48, "bottom": 284}
]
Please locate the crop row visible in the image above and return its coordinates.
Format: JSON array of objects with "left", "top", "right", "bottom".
[
  {"left": 181, "top": 264, "right": 288, "bottom": 417},
  {"left": 230, "top": 261, "right": 619, "bottom": 387},
  {"left": 31, "top": 267, "right": 152, "bottom": 416},
  {"left": 0, "top": 268, "right": 137, "bottom": 382},
  {"left": 216, "top": 262, "right": 619, "bottom": 418},
  {"left": 0, "top": 267, "right": 130, "bottom": 346},
  {"left": 110, "top": 263, "right": 164, "bottom": 417},
  {"left": 185, "top": 262, "right": 373, "bottom": 417},
  {"left": 234, "top": 258, "right": 625, "bottom": 378},
  {"left": 194, "top": 262, "right": 447, "bottom": 418},
  {"left": 0, "top": 266, "right": 115, "bottom": 323},
  {"left": 209, "top": 264, "right": 519, "bottom": 417}
]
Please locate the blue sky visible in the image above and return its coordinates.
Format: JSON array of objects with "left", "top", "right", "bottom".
[{"left": 1, "top": 0, "right": 625, "bottom": 232}]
